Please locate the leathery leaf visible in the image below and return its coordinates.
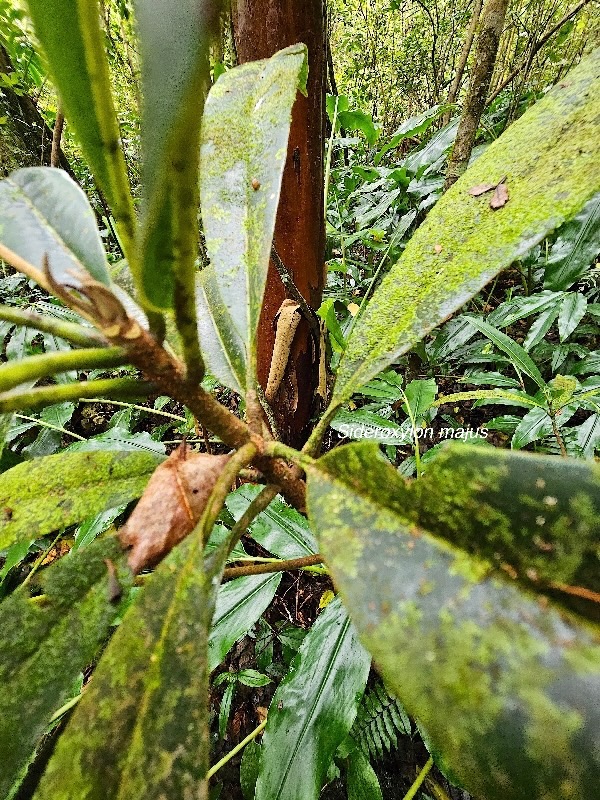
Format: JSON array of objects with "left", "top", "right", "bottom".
[
  {"left": 0, "top": 537, "right": 133, "bottom": 799},
  {"left": 200, "top": 44, "right": 307, "bottom": 380},
  {"left": 332, "top": 48, "right": 600, "bottom": 406},
  {"left": 255, "top": 597, "right": 371, "bottom": 800},
  {"left": 25, "top": 0, "right": 136, "bottom": 255},
  {"left": 0, "top": 450, "right": 164, "bottom": 550},
  {"left": 306, "top": 443, "right": 600, "bottom": 800},
  {"left": 34, "top": 532, "right": 218, "bottom": 800}
]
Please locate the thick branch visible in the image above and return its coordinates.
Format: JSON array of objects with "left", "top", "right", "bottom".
[
  {"left": 443, "top": 0, "right": 483, "bottom": 125},
  {"left": 445, "top": 0, "right": 510, "bottom": 189}
]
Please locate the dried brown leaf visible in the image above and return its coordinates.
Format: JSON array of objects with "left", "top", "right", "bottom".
[
  {"left": 119, "top": 443, "right": 230, "bottom": 573},
  {"left": 468, "top": 182, "right": 496, "bottom": 197},
  {"left": 490, "top": 181, "right": 510, "bottom": 210}
]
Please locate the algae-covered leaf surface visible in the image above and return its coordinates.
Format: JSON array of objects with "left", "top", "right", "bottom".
[
  {"left": 25, "top": 0, "right": 135, "bottom": 251},
  {"left": 0, "top": 538, "right": 133, "bottom": 798},
  {"left": 255, "top": 597, "right": 371, "bottom": 800},
  {"left": 0, "top": 450, "right": 163, "bottom": 550},
  {"left": 33, "top": 532, "right": 217, "bottom": 800},
  {"left": 332, "top": 49, "right": 600, "bottom": 406},
  {"left": 0, "top": 168, "right": 110, "bottom": 286},
  {"left": 200, "top": 44, "right": 307, "bottom": 378},
  {"left": 208, "top": 573, "right": 282, "bottom": 672},
  {"left": 306, "top": 443, "right": 600, "bottom": 800},
  {"left": 135, "top": 0, "right": 218, "bottom": 309}
]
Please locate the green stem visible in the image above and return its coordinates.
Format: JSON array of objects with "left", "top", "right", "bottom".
[
  {"left": 206, "top": 718, "right": 268, "bottom": 780},
  {"left": 225, "top": 484, "right": 279, "bottom": 559},
  {"left": 265, "top": 441, "right": 316, "bottom": 472},
  {"left": 48, "top": 693, "right": 83, "bottom": 724},
  {"left": 223, "top": 554, "right": 324, "bottom": 581},
  {"left": 302, "top": 403, "right": 340, "bottom": 457},
  {"left": 402, "top": 756, "right": 434, "bottom": 800},
  {"left": 400, "top": 387, "right": 422, "bottom": 477},
  {"left": 22, "top": 532, "right": 62, "bottom": 588},
  {"left": 15, "top": 413, "right": 85, "bottom": 441},
  {"left": 0, "top": 378, "right": 156, "bottom": 413},
  {"left": 0, "top": 347, "right": 128, "bottom": 392},
  {"left": 78, "top": 398, "right": 187, "bottom": 423},
  {"left": 0, "top": 303, "right": 106, "bottom": 347}
]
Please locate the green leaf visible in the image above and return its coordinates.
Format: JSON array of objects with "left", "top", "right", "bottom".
[
  {"left": 255, "top": 597, "right": 371, "bottom": 800},
  {"left": 346, "top": 749, "right": 383, "bottom": 800},
  {"left": 0, "top": 537, "right": 133, "bottom": 798},
  {"left": 559, "top": 292, "right": 588, "bottom": 342},
  {"left": 226, "top": 484, "right": 318, "bottom": 559},
  {"left": 544, "top": 191, "right": 600, "bottom": 290},
  {"left": 402, "top": 378, "right": 437, "bottom": 419},
  {"left": 237, "top": 669, "right": 272, "bottom": 688},
  {"left": 200, "top": 44, "right": 307, "bottom": 381},
  {"left": 403, "top": 117, "right": 458, "bottom": 174},
  {"left": 240, "top": 740, "right": 262, "bottom": 800},
  {"left": 134, "top": 0, "right": 218, "bottom": 309},
  {"left": 523, "top": 303, "right": 560, "bottom": 351},
  {"left": 338, "top": 109, "right": 380, "bottom": 146},
  {"left": 208, "top": 573, "right": 282, "bottom": 672},
  {"left": 306, "top": 443, "right": 600, "bottom": 800},
  {"left": 331, "top": 407, "right": 410, "bottom": 445},
  {"left": 33, "top": 531, "right": 216, "bottom": 799},
  {"left": 331, "top": 51, "right": 600, "bottom": 407},
  {"left": 0, "top": 450, "right": 162, "bottom": 549},
  {"left": 466, "top": 317, "right": 546, "bottom": 389},
  {"left": 0, "top": 168, "right": 110, "bottom": 285},
  {"left": 375, "top": 104, "right": 448, "bottom": 165},
  {"left": 511, "top": 405, "right": 576, "bottom": 450},
  {"left": 25, "top": 0, "right": 135, "bottom": 251},
  {"left": 219, "top": 681, "right": 236, "bottom": 738}
]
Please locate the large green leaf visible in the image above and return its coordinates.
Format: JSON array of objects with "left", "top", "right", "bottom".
[
  {"left": 544, "top": 191, "right": 600, "bottom": 290},
  {"left": 226, "top": 484, "right": 318, "bottom": 559},
  {"left": 34, "top": 532, "right": 216, "bottom": 799},
  {"left": 199, "top": 44, "right": 307, "bottom": 380},
  {"left": 0, "top": 538, "right": 133, "bottom": 799},
  {"left": 255, "top": 597, "right": 371, "bottom": 800},
  {"left": 208, "top": 573, "right": 282, "bottom": 672},
  {"left": 25, "top": 0, "right": 135, "bottom": 251},
  {"left": 465, "top": 317, "right": 546, "bottom": 389},
  {"left": 306, "top": 443, "right": 600, "bottom": 800},
  {"left": 407, "top": 443, "right": 600, "bottom": 606},
  {"left": 0, "top": 168, "right": 110, "bottom": 286},
  {"left": 134, "top": 0, "right": 217, "bottom": 309},
  {"left": 332, "top": 49, "right": 600, "bottom": 407},
  {"left": 0, "top": 450, "right": 163, "bottom": 549}
]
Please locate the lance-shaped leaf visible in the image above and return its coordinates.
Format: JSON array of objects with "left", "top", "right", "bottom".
[
  {"left": 25, "top": 0, "right": 135, "bottom": 252},
  {"left": 200, "top": 45, "right": 308, "bottom": 380},
  {"left": 544, "top": 191, "right": 600, "bottom": 291},
  {"left": 0, "top": 537, "right": 133, "bottom": 799},
  {"left": 406, "top": 443, "right": 600, "bottom": 614},
  {"left": 331, "top": 49, "right": 600, "bottom": 407},
  {"left": 134, "top": 0, "right": 220, "bottom": 310},
  {"left": 255, "top": 597, "right": 371, "bottom": 800},
  {"left": 33, "top": 531, "right": 217, "bottom": 800},
  {"left": 208, "top": 573, "right": 282, "bottom": 672},
  {"left": 306, "top": 443, "right": 600, "bottom": 800},
  {"left": 0, "top": 449, "right": 163, "bottom": 550},
  {"left": 0, "top": 168, "right": 110, "bottom": 287}
]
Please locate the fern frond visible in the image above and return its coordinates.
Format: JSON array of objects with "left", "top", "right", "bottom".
[{"left": 350, "top": 680, "right": 411, "bottom": 760}]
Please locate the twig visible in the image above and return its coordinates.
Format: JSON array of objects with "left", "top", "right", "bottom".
[
  {"left": 223, "top": 554, "right": 324, "bottom": 581},
  {"left": 0, "top": 303, "right": 106, "bottom": 348},
  {"left": 225, "top": 484, "right": 279, "bottom": 559},
  {"left": 206, "top": 719, "right": 267, "bottom": 780},
  {"left": 402, "top": 757, "right": 434, "bottom": 800},
  {"left": 16, "top": 413, "right": 85, "bottom": 441},
  {"left": 50, "top": 106, "right": 65, "bottom": 168},
  {"left": 0, "top": 378, "right": 156, "bottom": 414},
  {"left": 0, "top": 347, "right": 128, "bottom": 392}
]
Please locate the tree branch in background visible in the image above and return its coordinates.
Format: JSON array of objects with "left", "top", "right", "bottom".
[
  {"left": 442, "top": 0, "right": 483, "bottom": 125},
  {"left": 486, "top": 0, "right": 594, "bottom": 105},
  {"left": 445, "top": 0, "right": 510, "bottom": 189},
  {"left": 50, "top": 105, "right": 65, "bottom": 168}
]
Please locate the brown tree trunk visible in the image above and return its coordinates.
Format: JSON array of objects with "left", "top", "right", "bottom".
[
  {"left": 231, "top": 0, "right": 326, "bottom": 448},
  {"left": 445, "top": 0, "right": 509, "bottom": 189},
  {"left": 442, "top": 0, "right": 483, "bottom": 125}
]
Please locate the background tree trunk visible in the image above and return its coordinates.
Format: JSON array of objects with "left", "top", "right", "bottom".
[
  {"left": 442, "top": 0, "right": 483, "bottom": 125},
  {"left": 231, "top": 0, "right": 326, "bottom": 447},
  {"left": 445, "top": 0, "right": 509, "bottom": 188}
]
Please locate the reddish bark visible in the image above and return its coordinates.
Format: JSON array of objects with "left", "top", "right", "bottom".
[{"left": 231, "top": 0, "right": 326, "bottom": 446}]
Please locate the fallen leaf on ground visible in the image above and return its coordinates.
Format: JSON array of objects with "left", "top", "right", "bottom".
[
  {"left": 490, "top": 181, "right": 510, "bottom": 209},
  {"left": 119, "top": 443, "right": 231, "bottom": 573}
]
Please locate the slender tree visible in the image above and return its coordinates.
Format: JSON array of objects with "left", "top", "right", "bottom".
[
  {"left": 445, "top": 0, "right": 510, "bottom": 188},
  {"left": 231, "top": 0, "right": 327, "bottom": 447}
]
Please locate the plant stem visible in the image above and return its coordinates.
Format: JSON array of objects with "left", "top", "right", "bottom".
[
  {"left": 402, "top": 756, "right": 434, "bottom": 800},
  {"left": 78, "top": 398, "right": 187, "bottom": 423},
  {"left": 21, "top": 532, "right": 61, "bottom": 588},
  {"left": 0, "top": 347, "right": 128, "bottom": 392},
  {"left": 206, "top": 718, "right": 267, "bottom": 780},
  {"left": 265, "top": 441, "right": 316, "bottom": 472},
  {"left": 0, "top": 303, "right": 106, "bottom": 347},
  {"left": 16, "top": 413, "right": 85, "bottom": 441},
  {"left": 223, "top": 554, "right": 324, "bottom": 580},
  {"left": 550, "top": 413, "right": 568, "bottom": 457},
  {"left": 225, "top": 483, "right": 279, "bottom": 558},
  {"left": 0, "top": 378, "right": 155, "bottom": 413}
]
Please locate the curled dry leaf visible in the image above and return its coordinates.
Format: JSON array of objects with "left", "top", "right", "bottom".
[
  {"left": 119, "top": 443, "right": 231, "bottom": 573},
  {"left": 468, "top": 182, "right": 496, "bottom": 197},
  {"left": 490, "top": 181, "right": 510, "bottom": 210}
]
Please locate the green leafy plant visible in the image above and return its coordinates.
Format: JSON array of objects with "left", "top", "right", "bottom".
[{"left": 0, "top": 4, "right": 599, "bottom": 799}]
